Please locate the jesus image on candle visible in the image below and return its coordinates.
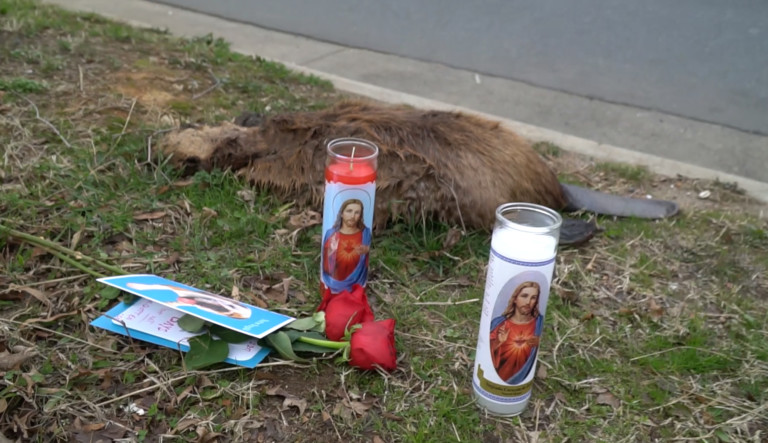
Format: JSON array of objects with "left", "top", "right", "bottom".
[
  {"left": 322, "top": 198, "right": 372, "bottom": 294},
  {"left": 489, "top": 281, "right": 543, "bottom": 384}
]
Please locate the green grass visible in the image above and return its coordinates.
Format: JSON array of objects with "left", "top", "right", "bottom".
[
  {"left": 595, "top": 161, "right": 652, "bottom": 183},
  {"left": 1, "top": 0, "right": 767, "bottom": 442},
  {"left": 0, "top": 76, "right": 47, "bottom": 93}
]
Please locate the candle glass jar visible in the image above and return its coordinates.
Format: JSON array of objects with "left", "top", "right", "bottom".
[
  {"left": 320, "top": 138, "right": 379, "bottom": 295},
  {"left": 472, "top": 203, "right": 562, "bottom": 416}
]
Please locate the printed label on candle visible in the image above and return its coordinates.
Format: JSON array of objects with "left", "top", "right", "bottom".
[
  {"left": 321, "top": 181, "right": 376, "bottom": 294},
  {"left": 472, "top": 242, "right": 555, "bottom": 410}
]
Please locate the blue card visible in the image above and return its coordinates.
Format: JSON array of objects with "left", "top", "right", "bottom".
[
  {"left": 97, "top": 274, "right": 294, "bottom": 339},
  {"left": 90, "top": 299, "right": 271, "bottom": 368}
]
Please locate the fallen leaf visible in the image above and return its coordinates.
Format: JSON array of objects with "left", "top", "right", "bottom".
[
  {"left": 292, "top": 291, "right": 307, "bottom": 303},
  {"left": 173, "top": 178, "right": 195, "bottom": 188},
  {"left": 175, "top": 385, "right": 195, "bottom": 404},
  {"left": 198, "top": 430, "right": 223, "bottom": 443},
  {"left": 580, "top": 312, "right": 594, "bottom": 321},
  {"left": 81, "top": 423, "right": 105, "bottom": 432},
  {"left": 0, "top": 347, "right": 38, "bottom": 370},
  {"left": 372, "top": 437, "right": 386, "bottom": 443},
  {"left": 381, "top": 411, "right": 403, "bottom": 421},
  {"left": 22, "top": 310, "right": 78, "bottom": 326},
  {"left": 0, "top": 398, "right": 7, "bottom": 414},
  {"left": 282, "top": 397, "right": 307, "bottom": 416},
  {"left": 70, "top": 228, "right": 84, "bottom": 250},
  {"left": 648, "top": 298, "right": 664, "bottom": 319},
  {"left": 441, "top": 227, "right": 463, "bottom": 251},
  {"left": 346, "top": 400, "right": 372, "bottom": 416},
  {"left": 287, "top": 209, "right": 321, "bottom": 229},
  {"left": 248, "top": 295, "right": 269, "bottom": 309},
  {"left": 30, "top": 246, "right": 48, "bottom": 258},
  {"left": 172, "top": 418, "right": 200, "bottom": 433},
  {"left": 133, "top": 210, "right": 166, "bottom": 221},
  {"left": 263, "top": 279, "right": 291, "bottom": 305},
  {"left": 332, "top": 402, "right": 354, "bottom": 421},
  {"left": 266, "top": 386, "right": 291, "bottom": 398},
  {"left": 202, "top": 207, "right": 218, "bottom": 219},
  {"left": 100, "top": 369, "right": 113, "bottom": 390},
  {"left": 596, "top": 392, "right": 621, "bottom": 409},
  {"left": 13, "top": 286, "right": 51, "bottom": 307},
  {"left": 536, "top": 364, "right": 548, "bottom": 380},
  {"left": 559, "top": 289, "right": 578, "bottom": 304},
  {"left": 73, "top": 431, "right": 110, "bottom": 443},
  {"left": 321, "top": 411, "right": 331, "bottom": 422},
  {"left": 22, "top": 372, "right": 36, "bottom": 397},
  {"left": 164, "top": 252, "right": 180, "bottom": 265},
  {"left": 237, "top": 189, "right": 255, "bottom": 202}
]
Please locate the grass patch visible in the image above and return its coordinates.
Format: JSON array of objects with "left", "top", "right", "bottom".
[
  {"left": 595, "top": 161, "right": 652, "bottom": 183},
  {"left": 0, "top": 76, "right": 46, "bottom": 93},
  {"left": 1, "top": 1, "right": 766, "bottom": 442}
]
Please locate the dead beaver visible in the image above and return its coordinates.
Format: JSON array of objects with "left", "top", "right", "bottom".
[{"left": 158, "top": 100, "right": 678, "bottom": 245}]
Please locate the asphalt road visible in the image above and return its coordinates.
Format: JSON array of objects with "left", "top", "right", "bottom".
[
  {"left": 56, "top": 0, "right": 766, "bottom": 188},
  {"left": 152, "top": 0, "right": 768, "bottom": 135}
]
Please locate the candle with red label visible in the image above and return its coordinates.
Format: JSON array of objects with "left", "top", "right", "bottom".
[{"left": 321, "top": 138, "right": 379, "bottom": 295}]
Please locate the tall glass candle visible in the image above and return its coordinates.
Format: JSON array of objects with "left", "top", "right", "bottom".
[
  {"left": 320, "top": 138, "right": 379, "bottom": 295},
  {"left": 472, "top": 203, "right": 562, "bottom": 416}
]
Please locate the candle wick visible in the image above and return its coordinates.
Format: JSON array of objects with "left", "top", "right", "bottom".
[{"left": 349, "top": 146, "right": 356, "bottom": 171}]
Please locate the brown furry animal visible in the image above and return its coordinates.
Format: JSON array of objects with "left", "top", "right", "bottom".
[{"left": 159, "top": 101, "right": 678, "bottom": 243}]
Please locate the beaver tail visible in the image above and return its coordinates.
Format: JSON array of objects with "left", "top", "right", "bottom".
[{"left": 560, "top": 183, "right": 679, "bottom": 219}]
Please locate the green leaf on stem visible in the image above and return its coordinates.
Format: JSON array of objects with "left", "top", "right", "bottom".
[
  {"left": 283, "top": 330, "right": 337, "bottom": 353},
  {"left": 122, "top": 293, "right": 138, "bottom": 305},
  {"left": 99, "top": 287, "right": 121, "bottom": 300},
  {"left": 283, "top": 329, "right": 325, "bottom": 342},
  {"left": 210, "top": 324, "right": 251, "bottom": 343},
  {"left": 263, "top": 331, "right": 308, "bottom": 362},
  {"left": 284, "top": 311, "right": 326, "bottom": 332},
  {"left": 293, "top": 341, "right": 339, "bottom": 354},
  {"left": 185, "top": 334, "right": 229, "bottom": 370},
  {"left": 178, "top": 314, "right": 207, "bottom": 333}
]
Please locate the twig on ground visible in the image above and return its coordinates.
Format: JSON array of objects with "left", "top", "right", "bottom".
[
  {"left": 14, "top": 93, "right": 72, "bottom": 148},
  {"left": 192, "top": 68, "right": 222, "bottom": 100},
  {"left": 413, "top": 298, "right": 479, "bottom": 306},
  {"left": 112, "top": 97, "right": 136, "bottom": 148},
  {"left": 146, "top": 127, "right": 176, "bottom": 164},
  {"left": 78, "top": 64, "right": 84, "bottom": 93},
  {"left": 0, "top": 223, "right": 126, "bottom": 276},
  {"left": 629, "top": 346, "right": 738, "bottom": 362}
]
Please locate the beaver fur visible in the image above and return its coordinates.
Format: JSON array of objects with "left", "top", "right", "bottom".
[{"left": 158, "top": 101, "right": 677, "bottom": 240}]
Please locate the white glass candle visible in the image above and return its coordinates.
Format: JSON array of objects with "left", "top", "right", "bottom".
[{"left": 472, "top": 203, "right": 562, "bottom": 416}]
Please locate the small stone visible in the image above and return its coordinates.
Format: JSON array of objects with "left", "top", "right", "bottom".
[{"left": 698, "top": 190, "right": 711, "bottom": 199}]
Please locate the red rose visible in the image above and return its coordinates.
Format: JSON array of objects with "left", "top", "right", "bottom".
[
  {"left": 321, "top": 284, "right": 375, "bottom": 341},
  {"left": 349, "top": 319, "right": 397, "bottom": 371},
  {"left": 316, "top": 286, "right": 334, "bottom": 312}
]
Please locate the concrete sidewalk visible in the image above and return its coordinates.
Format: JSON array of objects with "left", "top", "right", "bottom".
[{"left": 48, "top": 0, "right": 768, "bottom": 203}]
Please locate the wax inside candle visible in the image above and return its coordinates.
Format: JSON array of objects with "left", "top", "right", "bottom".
[
  {"left": 491, "top": 228, "right": 557, "bottom": 262},
  {"left": 325, "top": 162, "right": 377, "bottom": 185}
]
